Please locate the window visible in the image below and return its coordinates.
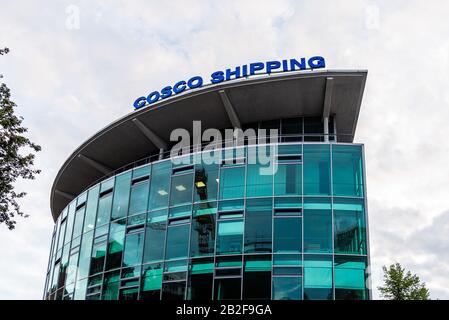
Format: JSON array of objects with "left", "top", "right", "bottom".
[
  {"left": 170, "top": 173, "right": 194, "bottom": 207},
  {"left": 244, "top": 198, "right": 272, "bottom": 253},
  {"left": 129, "top": 177, "right": 150, "bottom": 215},
  {"left": 190, "top": 203, "right": 216, "bottom": 257},
  {"left": 111, "top": 171, "right": 132, "bottom": 220},
  {"left": 143, "top": 216, "right": 166, "bottom": 263},
  {"left": 89, "top": 238, "right": 106, "bottom": 275},
  {"left": 105, "top": 219, "right": 126, "bottom": 271},
  {"left": 273, "top": 217, "right": 302, "bottom": 253},
  {"left": 219, "top": 166, "right": 245, "bottom": 200},
  {"left": 83, "top": 186, "right": 99, "bottom": 233},
  {"left": 96, "top": 189, "right": 113, "bottom": 226},
  {"left": 274, "top": 163, "right": 302, "bottom": 196},
  {"left": 304, "top": 198, "right": 332, "bottom": 253},
  {"left": 78, "top": 230, "right": 93, "bottom": 280},
  {"left": 214, "top": 278, "right": 241, "bottom": 300},
  {"left": 64, "top": 202, "right": 76, "bottom": 245},
  {"left": 334, "top": 255, "right": 368, "bottom": 300},
  {"left": 303, "top": 145, "right": 330, "bottom": 195},
  {"left": 273, "top": 277, "right": 302, "bottom": 300},
  {"left": 162, "top": 282, "right": 186, "bottom": 300},
  {"left": 332, "top": 145, "right": 364, "bottom": 197},
  {"left": 194, "top": 163, "right": 219, "bottom": 203},
  {"left": 216, "top": 219, "right": 243, "bottom": 255},
  {"left": 242, "top": 255, "right": 271, "bottom": 299},
  {"left": 119, "top": 287, "right": 139, "bottom": 300},
  {"left": 246, "top": 146, "right": 273, "bottom": 197},
  {"left": 72, "top": 205, "right": 85, "bottom": 240},
  {"left": 304, "top": 255, "right": 333, "bottom": 300},
  {"left": 149, "top": 161, "right": 171, "bottom": 210},
  {"left": 187, "top": 258, "right": 213, "bottom": 300},
  {"left": 165, "top": 223, "right": 190, "bottom": 260},
  {"left": 102, "top": 271, "right": 120, "bottom": 300},
  {"left": 141, "top": 263, "right": 163, "bottom": 300},
  {"left": 334, "top": 198, "right": 367, "bottom": 254},
  {"left": 123, "top": 230, "right": 144, "bottom": 267}
]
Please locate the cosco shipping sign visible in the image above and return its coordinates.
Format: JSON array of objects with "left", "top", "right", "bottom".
[{"left": 133, "top": 56, "right": 326, "bottom": 110}]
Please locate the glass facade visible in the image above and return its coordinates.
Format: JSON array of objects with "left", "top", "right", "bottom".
[{"left": 44, "top": 143, "right": 369, "bottom": 300}]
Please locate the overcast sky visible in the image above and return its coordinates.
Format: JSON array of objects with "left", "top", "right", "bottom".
[{"left": 1, "top": 0, "right": 448, "bottom": 300}]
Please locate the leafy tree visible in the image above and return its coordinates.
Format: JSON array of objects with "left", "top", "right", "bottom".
[
  {"left": 0, "top": 47, "right": 41, "bottom": 230},
  {"left": 378, "top": 263, "right": 430, "bottom": 300}
]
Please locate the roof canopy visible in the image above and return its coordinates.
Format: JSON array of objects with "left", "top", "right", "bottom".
[{"left": 50, "top": 69, "right": 367, "bottom": 221}]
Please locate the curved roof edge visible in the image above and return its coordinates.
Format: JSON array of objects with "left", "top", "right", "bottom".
[{"left": 50, "top": 69, "right": 368, "bottom": 221}]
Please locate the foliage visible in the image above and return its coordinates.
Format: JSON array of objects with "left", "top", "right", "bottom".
[
  {"left": 378, "top": 262, "right": 430, "bottom": 300},
  {"left": 0, "top": 47, "right": 41, "bottom": 230}
]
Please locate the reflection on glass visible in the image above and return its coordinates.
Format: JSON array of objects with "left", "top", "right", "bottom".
[
  {"left": 304, "top": 255, "right": 333, "bottom": 300},
  {"left": 166, "top": 223, "right": 190, "bottom": 260},
  {"left": 304, "top": 198, "right": 332, "bottom": 253},
  {"left": 190, "top": 203, "right": 216, "bottom": 257},
  {"left": 244, "top": 198, "right": 272, "bottom": 253},
  {"left": 303, "top": 145, "right": 330, "bottom": 195},
  {"left": 273, "top": 277, "right": 302, "bottom": 300},
  {"left": 334, "top": 198, "right": 366, "bottom": 254},
  {"left": 273, "top": 218, "right": 302, "bottom": 253},
  {"left": 170, "top": 173, "right": 193, "bottom": 207},
  {"left": 149, "top": 161, "right": 171, "bottom": 210},
  {"left": 141, "top": 263, "right": 163, "bottom": 300},
  {"left": 332, "top": 145, "right": 364, "bottom": 197},
  {"left": 334, "top": 255, "right": 368, "bottom": 300},
  {"left": 219, "top": 166, "right": 245, "bottom": 200},
  {"left": 216, "top": 219, "right": 243, "bottom": 255}
]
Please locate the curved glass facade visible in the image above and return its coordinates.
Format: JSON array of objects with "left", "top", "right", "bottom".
[{"left": 44, "top": 143, "right": 369, "bottom": 300}]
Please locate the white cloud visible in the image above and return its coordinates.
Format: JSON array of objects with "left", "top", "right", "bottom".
[{"left": 1, "top": 0, "right": 449, "bottom": 299}]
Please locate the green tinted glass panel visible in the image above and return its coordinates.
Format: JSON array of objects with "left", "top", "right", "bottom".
[
  {"left": 334, "top": 256, "right": 368, "bottom": 300},
  {"left": 246, "top": 146, "right": 273, "bottom": 197},
  {"left": 143, "top": 222, "right": 166, "bottom": 263},
  {"left": 304, "top": 255, "right": 333, "bottom": 300},
  {"left": 78, "top": 230, "right": 93, "bottom": 280},
  {"left": 111, "top": 171, "right": 132, "bottom": 220},
  {"left": 170, "top": 173, "right": 193, "bottom": 206},
  {"left": 102, "top": 271, "right": 120, "bottom": 300},
  {"left": 219, "top": 166, "right": 245, "bottom": 199},
  {"left": 190, "top": 205, "right": 216, "bottom": 257},
  {"left": 273, "top": 218, "right": 302, "bottom": 253},
  {"left": 273, "top": 254, "right": 302, "bottom": 266},
  {"left": 166, "top": 224, "right": 190, "bottom": 260},
  {"left": 129, "top": 180, "right": 149, "bottom": 215},
  {"left": 216, "top": 219, "right": 243, "bottom": 255},
  {"left": 123, "top": 232, "right": 144, "bottom": 267},
  {"left": 83, "top": 186, "right": 99, "bottom": 233},
  {"left": 90, "top": 240, "right": 106, "bottom": 275},
  {"left": 244, "top": 198, "right": 272, "bottom": 253},
  {"left": 74, "top": 278, "right": 87, "bottom": 300},
  {"left": 105, "top": 220, "right": 126, "bottom": 270},
  {"left": 72, "top": 206, "right": 85, "bottom": 239},
  {"left": 142, "top": 263, "right": 163, "bottom": 291},
  {"left": 303, "top": 198, "right": 332, "bottom": 253},
  {"left": 332, "top": 145, "right": 364, "bottom": 197},
  {"left": 334, "top": 198, "right": 367, "bottom": 254},
  {"left": 194, "top": 163, "right": 219, "bottom": 202},
  {"left": 96, "top": 191, "right": 112, "bottom": 226},
  {"left": 303, "top": 145, "right": 330, "bottom": 195},
  {"left": 149, "top": 161, "right": 171, "bottom": 210},
  {"left": 133, "top": 164, "right": 151, "bottom": 179},
  {"left": 64, "top": 202, "right": 76, "bottom": 244},
  {"left": 274, "top": 163, "right": 302, "bottom": 196},
  {"left": 273, "top": 277, "right": 302, "bottom": 300},
  {"left": 187, "top": 259, "right": 214, "bottom": 300}
]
